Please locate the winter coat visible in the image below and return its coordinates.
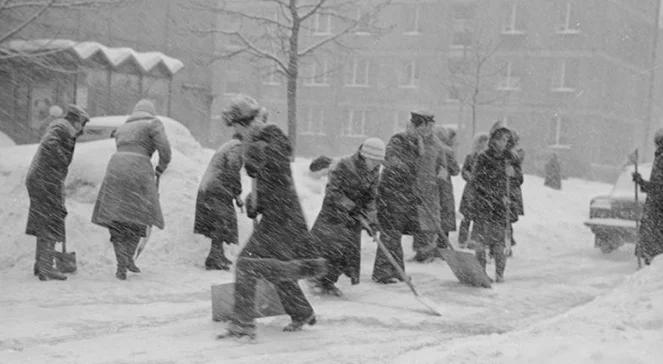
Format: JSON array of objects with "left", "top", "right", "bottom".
[
  {"left": 508, "top": 148, "right": 525, "bottom": 220},
  {"left": 377, "top": 131, "right": 444, "bottom": 234},
  {"left": 439, "top": 144, "right": 460, "bottom": 233},
  {"left": 194, "top": 137, "right": 243, "bottom": 244},
  {"left": 459, "top": 152, "right": 479, "bottom": 219},
  {"left": 240, "top": 124, "right": 318, "bottom": 260},
  {"left": 544, "top": 154, "right": 562, "bottom": 190},
  {"left": 638, "top": 147, "right": 663, "bottom": 259},
  {"left": 471, "top": 147, "right": 509, "bottom": 227},
  {"left": 92, "top": 115, "right": 171, "bottom": 230},
  {"left": 310, "top": 152, "right": 380, "bottom": 283},
  {"left": 25, "top": 119, "right": 77, "bottom": 241}
]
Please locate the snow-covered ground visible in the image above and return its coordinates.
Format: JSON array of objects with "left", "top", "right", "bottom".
[{"left": 0, "top": 121, "right": 661, "bottom": 363}]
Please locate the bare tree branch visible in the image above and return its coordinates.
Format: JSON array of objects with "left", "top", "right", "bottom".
[{"left": 0, "top": 0, "right": 55, "bottom": 44}]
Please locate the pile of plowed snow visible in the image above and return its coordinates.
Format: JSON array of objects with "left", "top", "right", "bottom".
[{"left": 0, "top": 130, "right": 15, "bottom": 148}]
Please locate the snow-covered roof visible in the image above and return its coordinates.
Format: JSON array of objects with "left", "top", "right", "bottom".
[{"left": 0, "top": 39, "right": 183, "bottom": 76}]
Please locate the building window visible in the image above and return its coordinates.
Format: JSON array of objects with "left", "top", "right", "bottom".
[
  {"left": 548, "top": 114, "right": 571, "bottom": 147},
  {"left": 403, "top": 4, "right": 421, "bottom": 35},
  {"left": 354, "top": 8, "right": 371, "bottom": 35},
  {"left": 312, "top": 12, "right": 332, "bottom": 35},
  {"left": 303, "top": 60, "right": 329, "bottom": 86},
  {"left": 399, "top": 60, "right": 419, "bottom": 88},
  {"left": 342, "top": 109, "right": 367, "bottom": 137},
  {"left": 497, "top": 61, "right": 521, "bottom": 91},
  {"left": 555, "top": 2, "right": 581, "bottom": 34},
  {"left": 262, "top": 63, "right": 281, "bottom": 86},
  {"left": 300, "top": 106, "right": 325, "bottom": 135},
  {"left": 345, "top": 58, "right": 370, "bottom": 87},
  {"left": 393, "top": 110, "right": 410, "bottom": 133},
  {"left": 502, "top": 1, "right": 526, "bottom": 35},
  {"left": 451, "top": 3, "right": 474, "bottom": 48},
  {"left": 552, "top": 59, "right": 579, "bottom": 92}
]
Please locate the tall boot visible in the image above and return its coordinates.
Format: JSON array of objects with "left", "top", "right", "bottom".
[
  {"left": 113, "top": 242, "right": 128, "bottom": 280},
  {"left": 38, "top": 239, "right": 67, "bottom": 281},
  {"left": 205, "top": 239, "right": 229, "bottom": 270},
  {"left": 458, "top": 219, "right": 470, "bottom": 247},
  {"left": 126, "top": 238, "right": 141, "bottom": 273},
  {"left": 494, "top": 248, "right": 507, "bottom": 283},
  {"left": 475, "top": 249, "right": 487, "bottom": 270}
]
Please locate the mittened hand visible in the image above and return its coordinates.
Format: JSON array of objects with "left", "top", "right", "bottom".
[
  {"left": 155, "top": 166, "right": 165, "bottom": 177},
  {"left": 632, "top": 172, "right": 643, "bottom": 184}
]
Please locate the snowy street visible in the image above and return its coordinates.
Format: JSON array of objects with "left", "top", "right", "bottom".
[{"left": 1, "top": 123, "right": 660, "bottom": 363}]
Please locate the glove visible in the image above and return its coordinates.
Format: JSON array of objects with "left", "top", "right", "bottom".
[
  {"left": 245, "top": 192, "right": 258, "bottom": 219},
  {"left": 155, "top": 165, "right": 165, "bottom": 177},
  {"left": 632, "top": 172, "right": 643, "bottom": 185}
]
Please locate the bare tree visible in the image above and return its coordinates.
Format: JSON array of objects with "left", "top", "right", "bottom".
[
  {"left": 444, "top": 22, "right": 506, "bottom": 139},
  {"left": 0, "top": 0, "right": 125, "bottom": 53},
  {"left": 189, "top": 0, "right": 390, "bottom": 153}
]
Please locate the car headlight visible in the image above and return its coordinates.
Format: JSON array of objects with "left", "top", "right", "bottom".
[{"left": 591, "top": 199, "right": 612, "bottom": 210}]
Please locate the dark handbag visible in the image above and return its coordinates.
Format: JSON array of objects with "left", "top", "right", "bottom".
[{"left": 54, "top": 240, "right": 77, "bottom": 273}]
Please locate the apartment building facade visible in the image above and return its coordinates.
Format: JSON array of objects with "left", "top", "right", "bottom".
[{"left": 213, "top": 0, "right": 660, "bottom": 179}]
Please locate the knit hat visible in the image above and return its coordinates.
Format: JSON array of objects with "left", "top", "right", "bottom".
[
  {"left": 360, "top": 137, "right": 386, "bottom": 161},
  {"left": 410, "top": 110, "right": 435, "bottom": 127},
  {"left": 131, "top": 99, "right": 156, "bottom": 118},
  {"left": 223, "top": 94, "right": 261, "bottom": 126}
]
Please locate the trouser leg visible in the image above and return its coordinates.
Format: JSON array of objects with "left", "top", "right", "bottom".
[
  {"left": 273, "top": 279, "right": 314, "bottom": 322},
  {"left": 112, "top": 241, "right": 128, "bottom": 280},
  {"left": 458, "top": 219, "right": 470, "bottom": 245},
  {"left": 37, "top": 238, "right": 66, "bottom": 281},
  {"left": 126, "top": 237, "right": 141, "bottom": 273},
  {"left": 412, "top": 231, "right": 437, "bottom": 261}
]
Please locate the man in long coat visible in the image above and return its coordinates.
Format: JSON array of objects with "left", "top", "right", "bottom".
[
  {"left": 372, "top": 111, "right": 445, "bottom": 283},
  {"left": 633, "top": 129, "right": 663, "bottom": 265},
  {"left": 194, "top": 132, "right": 243, "bottom": 270},
  {"left": 219, "top": 95, "right": 326, "bottom": 339},
  {"left": 310, "top": 138, "right": 384, "bottom": 296},
  {"left": 26, "top": 104, "right": 89, "bottom": 281}
]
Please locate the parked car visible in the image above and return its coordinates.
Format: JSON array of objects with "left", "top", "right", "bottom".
[{"left": 584, "top": 163, "right": 652, "bottom": 253}]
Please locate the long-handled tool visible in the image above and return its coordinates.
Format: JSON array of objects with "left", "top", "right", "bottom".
[
  {"left": 632, "top": 149, "right": 642, "bottom": 269},
  {"left": 504, "top": 163, "right": 513, "bottom": 257},
  {"left": 360, "top": 219, "right": 443, "bottom": 316},
  {"left": 135, "top": 174, "right": 160, "bottom": 260}
]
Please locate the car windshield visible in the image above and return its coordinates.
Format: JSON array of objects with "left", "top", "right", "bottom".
[{"left": 611, "top": 165, "right": 651, "bottom": 199}]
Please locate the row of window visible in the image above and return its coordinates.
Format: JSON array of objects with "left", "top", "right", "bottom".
[
  {"left": 263, "top": 58, "right": 579, "bottom": 95},
  {"left": 298, "top": 106, "right": 571, "bottom": 147},
  {"left": 307, "top": 1, "right": 580, "bottom": 38}
]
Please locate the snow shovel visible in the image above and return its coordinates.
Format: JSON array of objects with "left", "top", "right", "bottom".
[
  {"left": 135, "top": 174, "right": 160, "bottom": 260},
  {"left": 54, "top": 240, "right": 77, "bottom": 274},
  {"left": 360, "top": 220, "right": 443, "bottom": 316}
]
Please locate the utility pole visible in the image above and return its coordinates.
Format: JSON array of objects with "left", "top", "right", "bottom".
[{"left": 643, "top": 0, "right": 661, "bottom": 159}]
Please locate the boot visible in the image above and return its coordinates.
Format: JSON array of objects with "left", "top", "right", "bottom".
[
  {"left": 205, "top": 239, "right": 230, "bottom": 270},
  {"left": 33, "top": 238, "right": 41, "bottom": 276},
  {"left": 38, "top": 240, "right": 67, "bottom": 281},
  {"left": 126, "top": 239, "right": 141, "bottom": 273},
  {"left": 283, "top": 313, "right": 316, "bottom": 332},
  {"left": 218, "top": 320, "right": 256, "bottom": 339},
  {"left": 113, "top": 242, "right": 128, "bottom": 280}
]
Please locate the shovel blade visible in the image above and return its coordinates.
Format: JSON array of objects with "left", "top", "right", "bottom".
[{"left": 438, "top": 248, "right": 492, "bottom": 288}]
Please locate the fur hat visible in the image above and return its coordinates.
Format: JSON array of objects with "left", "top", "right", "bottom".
[
  {"left": 65, "top": 104, "right": 89, "bottom": 122},
  {"left": 223, "top": 94, "right": 261, "bottom": 126},
  {"left": 410, "top": 110, "right": 435, "bottom": 127},
  {"left": 360, "top": 137, "right": 386, "bottom": 161},
  {"left": 131, "top": 99, "right": 156, "bottom": 118}
]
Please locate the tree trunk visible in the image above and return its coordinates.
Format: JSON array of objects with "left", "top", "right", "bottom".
[{"left": 287, "top": 1, "right": 300, "bottom": 157}]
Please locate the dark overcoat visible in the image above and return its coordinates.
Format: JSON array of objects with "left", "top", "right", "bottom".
[
  {"left": 638, "top": 147, "right": 663, "bottom": 259},
  {"left": 508, "top": 149, "right": 525, "bottom": 221},
  {"left": 239, "top": 124, "right": 318, "bottom": 260},
  {"left": 310, "top": 152, "right": 379, "bottom": 283},
  {"left": 25, "top": 119, "right": 76, "bottom": 241},
  {"left": 471, "top": 147, "right": 508, "bottom": 226},
  {"left": 459, "top": 152, "right": 479, "bottom": 219},
  {"left": 92, "top": 115, "right": 171, "bottom": 229},
  {"left": 194, "top": 138, "right": 242, "bottom": 244}
]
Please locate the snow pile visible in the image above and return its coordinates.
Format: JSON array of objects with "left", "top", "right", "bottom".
[
  {"left": 0, "top": 130, "right": 15, "bottom": 147},
  {"left": 396, "top": 258, "right": 663, "bottom": 364},
  {"left": 0, "top": 119, "right": 225, "bottom": 273}
]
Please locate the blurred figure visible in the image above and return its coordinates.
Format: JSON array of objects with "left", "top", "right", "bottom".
[
  {"left": 632, "top": 129, "right": 663, "bottom": 265},
  {"left": 458, "top": 133, "right": 489, "bottom": 248},
  {"left": 220, "top": 94, "right": 326, "bottom": 339},
  {"left": 92, "top": 99, "right": 172, "bottom": 280},
  {"left": 373, "top": 110, "right": 444, "bottom": 283},
  {"left": 506, "top": 130, "right": 525, "bottom": 254},
  {"left": 26, "top": 104, "right": 89, "bottom": 281},
  {"left": 194, "top": 128, "right": 244, "bottom": 270},
  {"left": 471, "top": 124, "right": 512, "bottom": 283},
  {"left": 310, "top": 138, "right": 384, "bottom": 296},
  {"left": 544, "top": 152, "right": 562, "bottom": 190},
  {"left": 435, "top": 126, "right": 460, "bottom": 248}
]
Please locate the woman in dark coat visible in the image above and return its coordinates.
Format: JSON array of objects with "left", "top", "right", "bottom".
[
  {"left": 458, "top": 133, "right": 489, "bottom": 247},
  {"left": 220, "top": 95, "right": 326, "bottom": 339},
  {"left": 310, "top": 138, "right": 383, "bottom": 296},
  {"left": 194, "top": 133, "right": 243, "bottom": 270},
  {"left": 632, "top": 129, "right": 663, "bottom": 265},
  {"left": 26, "top": 105, "right": 89, "bottom": 281},
  {"left": 91, "top": 99, "right": 171, "bottom": 280},
  {"left": 471, "top": 125, "right": 512, "bottom": 282}
]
